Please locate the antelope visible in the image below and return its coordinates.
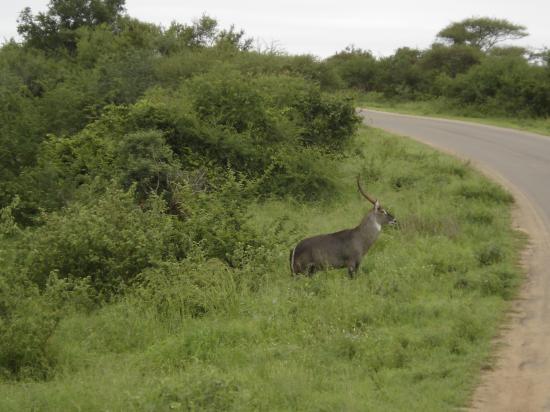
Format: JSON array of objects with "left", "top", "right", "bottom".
[{"left": 290, "top": 177, "right": 396, "bottom": 277}]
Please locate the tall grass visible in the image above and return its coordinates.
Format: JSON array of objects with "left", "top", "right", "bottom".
[{"left": 0, "top": 127, "right": 523, "bottom": 411}]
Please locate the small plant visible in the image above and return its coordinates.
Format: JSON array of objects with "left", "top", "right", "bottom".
[{"left": 477, "top": 243, "right": 504, "bottom": 266}]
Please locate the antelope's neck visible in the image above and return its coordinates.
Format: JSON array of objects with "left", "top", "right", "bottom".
[{"left": 358, "top": 213, "right": 382, "bottom": 238}]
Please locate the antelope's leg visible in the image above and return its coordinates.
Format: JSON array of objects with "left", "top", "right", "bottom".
[{"left": 347, "top": 261, "right": 359, "bottom": 278}]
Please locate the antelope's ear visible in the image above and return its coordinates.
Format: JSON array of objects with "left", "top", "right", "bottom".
[{"left": 374, "top": 200, "right": 380, "bottom": 210}]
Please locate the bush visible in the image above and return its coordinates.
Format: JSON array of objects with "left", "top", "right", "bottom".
[
  {"left": 170, "top": 172, "right": 264, "bottom": 265},
  {"left": 476, "top": 243, "right": 504, "bottom": 266},
  {"left": 441, "top": 55, "right": 550, "bottom": 117},
  {"left": 144, "top": 368, "right": 239, "bottom": 411},
  {"left": 420, "top": 44, "right": 483, "bottom": 78},
  {"left": 0, "top": 272, "right": 94, "bottom": 379},
  {"left": 18, "top": 187, "right": 186, "bottom": 294},
  {"left": 15, "top": 172, "right": 269, "bottom": 294},
  {"left": 132, "top": 257, "right": 238, "bottom": 322},
  {"left": 325, "top": 47, "right": 379, "bottom": 91},
  {"left": 259, "top": 75, "right": 359, "bottom": 148},
  {"left": 186, "top": 69, "right": 276, "bottom": 136},
  {"left": 114, "top": 129, "right": 180, "bottom": 198}
]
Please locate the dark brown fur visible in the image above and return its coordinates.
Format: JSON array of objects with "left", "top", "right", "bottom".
[{"left": 290, "top": 201, "right": 396, "bottom": 277}]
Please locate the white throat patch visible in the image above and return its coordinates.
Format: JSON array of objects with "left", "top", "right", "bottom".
[{"left": 374, "top": 221, "right": 382, "bottom": 232}]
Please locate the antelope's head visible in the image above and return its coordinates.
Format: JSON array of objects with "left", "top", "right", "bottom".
[{"left": 357, "top": 176, "right": 397, "bottom": 226}]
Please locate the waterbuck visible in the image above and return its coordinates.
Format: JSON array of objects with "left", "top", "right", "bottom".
[{"left": 290, "top": 177, "right": 396, "bottom": 277}]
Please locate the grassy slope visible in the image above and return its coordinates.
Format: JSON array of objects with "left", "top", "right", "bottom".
[
  {"left": 357, "top": 95, "right": 550, "bottom": 137},
  {"left": 0, "top": 127, "right": 523, "bottom": 411}
]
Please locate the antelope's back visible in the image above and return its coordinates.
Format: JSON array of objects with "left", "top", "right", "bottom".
[{"left": 293, "top": 229, "right": 356, "bottom": 270}]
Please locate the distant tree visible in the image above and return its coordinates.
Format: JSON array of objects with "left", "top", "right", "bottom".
[
  {"left": 437, "top": 17, "right": 528, "bottom": 51},
  {"left": 325, "top": 46, "right": 378, "bottom": 90},
  {"left": 377, "top": 47, "right": 427, "bottom": 98},
  {"left": 421, "top": 44, "right": 483, "bottom": 77},
  {"left": 216, "top": 25, "right": 253, "bottom": 51},
  {"left": 533, "top": 48, "right": 550, "bottom": 67},
  {"left": 488, "top": 46, "right": 528, "bottom": 59},
  {"left": 17, "top": 0, "right": 126, "bottom": 52},
  {"left": 186, "top": 15, "right": 218, "bottom": 48},
  {"left": 158, "top": 15, "right": 252, "bottom": 55}
]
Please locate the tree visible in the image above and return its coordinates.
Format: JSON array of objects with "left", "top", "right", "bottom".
[
  {"left": 325, "top": 46, "right": 379, "bottom": 91},
  {"left": 377, "top": 48, "right": 427, "bottom": 98},
  {"left": 437, "top": 17, "right": 528, "bottom": 51},
  {"left": 216, "top": 25, "right": 253, "bottom": 52},
  {"left": 421, "top": 44, "right": 482, "bottom": 77},
  {"left": 161, "top": 16, "right": 252, "bottom": 53},
  {"left": 488, "top": 46, "right": 528, "bottom": 59},
  {"left": 17, "top": 0, "right": 126, "bottom": 52}
]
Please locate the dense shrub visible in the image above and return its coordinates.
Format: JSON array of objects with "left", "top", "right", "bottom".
[
  {"left": 132, "top": 258, "right": 239, "bottom": 321},
  {"left": 18, "top": 187, "right": 183, "bottom": 293},
  {"left": 183, "top": 70, "right": 359, "bottom": 151},
  {"left": 0, "top": 174, "right": 270, "bottom": 378},
  {"left": 0, "top": 273, "right": 58, "bottom": 379},
  {"left": 0, "top": 270, "right": 94, "bottom": 379},
  {"left": 436, "top": 55, "right": 550, "bottom": 117},
  {"left": 376, "top": 48, "right": 429, "bottom": 99},
  {"left": 420, "top": 44, "right": 483, "bottom": 78},
  {"left": 169, "top": 173, "right": 264, "bottom": 265},
  {"left": 14, "top": 171, "right": 271, "bottom": 293},
  {"left": 114, "top": 129, "right": 180, "bottom": 197},
  {"left": 325, "top": 47, "right": 379, "bottom": 91}
]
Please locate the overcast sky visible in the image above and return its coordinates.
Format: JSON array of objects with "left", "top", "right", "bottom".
[{"left": 2, "top": 0, "right": 549, "bottom": 57}]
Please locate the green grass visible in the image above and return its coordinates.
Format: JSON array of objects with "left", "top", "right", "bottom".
[
  {"left": 0, "top": 127, "right": 524, "bottom": 411},
  {"left": 357, "top": 93, "right": 550, "bottom": 137}
]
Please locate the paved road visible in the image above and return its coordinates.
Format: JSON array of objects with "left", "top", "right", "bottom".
[{"left": 359, "top": 109, "right": 550, "bottom": 411}]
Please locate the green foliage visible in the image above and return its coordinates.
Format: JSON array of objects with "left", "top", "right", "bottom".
[
  {"left": 132, "top": 258, "right": 239, "bottom": 321},
  {"left": 169, "top": 174, "right": 264, "bottom": 266},
  {"left": 0, "top": 271, "right": 94, "bottom": 379},
  {"left": 18, "top": 187, "right": 182, "bottom": 292},
  {"left": 186, "top": 69, "right": 276, "bottom": 137},
  {"left": 332, "top": 18, "right": 548, "bottom": 118},
  {"left": 183, "top": 69, "right": 358, "bottom": 152},
  {"left": 437, "top": 17, "right": 528, "bottom": 51},
  {"left": 114, "top": 130, "right": 180, "bottom": 197},
  {"left": 17, "top": 0, "right": 126, "bottom": 53},
  {"left": 0, "top": 197, "right": 21, "bottom": 238},
  {"left": 325, "top": 46, "right": 379, "bottom": 91},
  {"left": 147, "top": 370, "right": 240, "bottom": 411},
  {"left": 441, "top": 55, "right": 550, "bottom": 117},
  {"left": 377, "top": 48, "right": 428, "bottom": 99},
  {"left": 0, "top": 274, "right": 58, "bottom": 380},
  {"left": 421, "top": 44, "right": 483, "bottom": 78},
  {"left": 455, "top": 179, "right": 514, "bottom": 204}
]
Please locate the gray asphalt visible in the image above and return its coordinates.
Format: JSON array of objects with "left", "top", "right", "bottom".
[{"left": 359, "top": 108, "right": 550, "bottom": 410}]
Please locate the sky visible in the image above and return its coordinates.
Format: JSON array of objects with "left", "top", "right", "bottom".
[{"left": 1, "top": 0, "right": 549, "bottom": 58}]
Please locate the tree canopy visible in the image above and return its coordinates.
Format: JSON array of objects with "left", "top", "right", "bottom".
[
  {"left": 17, "top": 0, "right": 126, "bottom": 52},
  {"left": 437, "top": 17, "right": 528, "bottom": 51}
]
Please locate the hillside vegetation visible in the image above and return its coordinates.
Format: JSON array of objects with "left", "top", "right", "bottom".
[{"left": 0, "top": 1, "right": 525, "bottom": 410}]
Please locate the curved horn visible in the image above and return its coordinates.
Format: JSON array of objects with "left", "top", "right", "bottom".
[{"left": 356, "top": 175, "right": 377, "bottom": 205}]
